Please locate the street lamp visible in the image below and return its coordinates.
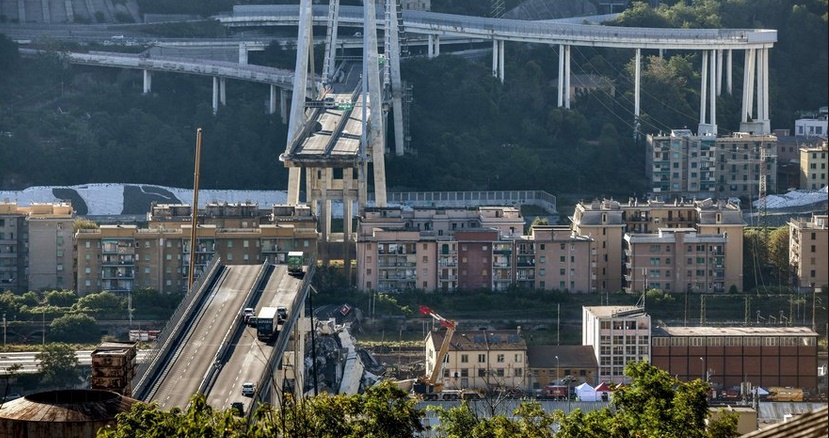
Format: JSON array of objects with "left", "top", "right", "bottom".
[{"left": 555, "top": 355, "right": 560, "bottom": 385}]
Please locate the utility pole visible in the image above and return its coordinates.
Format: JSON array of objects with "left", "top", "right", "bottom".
[{"left": 188, "top": 128, "right": 203, "bottom": 291}]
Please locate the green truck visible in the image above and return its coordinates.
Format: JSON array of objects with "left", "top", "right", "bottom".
[{"left": 287, "top": 251, "right": 304, "bottom": 275}]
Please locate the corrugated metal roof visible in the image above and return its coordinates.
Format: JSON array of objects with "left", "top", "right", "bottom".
[
  {"left": 741, "top": 405, "right": 828, "bottom": 437},
  {"left": 0, "top": 390, "right": 136, "bottom": 422}
]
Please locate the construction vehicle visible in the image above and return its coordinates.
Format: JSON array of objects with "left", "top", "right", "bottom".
[
  {"left": 412, "top": 305, "right": 480, "bottom": 401},
  {"left": 767, "top": 387, "right": 803, "bottom": 402}
]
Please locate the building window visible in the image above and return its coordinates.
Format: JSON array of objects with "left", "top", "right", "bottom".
[
  {"left": 478, "top": 354, "right": 485, "bottom": 363},
  {"left": 461, "top": 354, "right": 468, "bottom": 363},
  {"left": 497, "top": 354, "right": 504, "bottom": 363}
]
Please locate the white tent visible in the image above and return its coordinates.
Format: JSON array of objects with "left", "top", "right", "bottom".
[{"left": 575, "top": 382, "right": 598, "bottom": 401}]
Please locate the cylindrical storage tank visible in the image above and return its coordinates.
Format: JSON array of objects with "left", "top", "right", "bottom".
[{"left": 0, "top": 389, "right": 137, "bottom": 437}]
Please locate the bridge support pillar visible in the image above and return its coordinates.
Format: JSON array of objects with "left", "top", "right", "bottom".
[
  {"left": 739, "top": 48, "right": 770, "bottom": 134},
  {"left": 698, "top": 49, "right": 718, "bottom": 136},
  {"left": 238, "top": 42, "right": 248, "bottom": 64},
  {"left": 427, "top": 34, "right": 440, "bottom": 58},
  {"left": 557, "top": 45, "right": 571, "bottom": 109},
  {"left": 212, "top": 77, "right": 219, "bottom": 114},
  {"left": 491, "top": 40, "right": 504, "bottom": 83},
  {"left": 269, "top": 85, "right": 277, "bottom": 115},
  {"left": 634, "top": 48, "right": 641, "bottom": 140},
  {"left": 220, "top": 78, "right": 227, "bottom": 105},
  {"left": 280, "top": 89, "right": 288, "bottom": 124},
  {"left": 143, "top": 70, "right": 152, "bottom": 94},
  {"left": 716, "top": 49, "right": 723, "bottom": 96},
  {"left": 726, "top": 49, "right": 733, "bottom": 95}
]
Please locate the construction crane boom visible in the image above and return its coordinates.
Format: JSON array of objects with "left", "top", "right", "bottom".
[{"left": 419, "top": 305, "right": 457, "bottom": 387}]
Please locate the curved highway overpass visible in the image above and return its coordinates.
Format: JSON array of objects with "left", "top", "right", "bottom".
[{"left": 219, "top": 4, "right": 776, "bottom": 50}]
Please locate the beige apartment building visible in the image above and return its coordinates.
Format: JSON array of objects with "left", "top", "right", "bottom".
[
  {"left": 789, "top": 214, "right": 828, "bottom": 292},
  {"left": 356, "top": 206, "right": 526, "bottom": 293},
  {"left": 569, "top": 200, "right": 626, "bottom": 292},
  {"left": 528, "top": 225, "right": 593, "bottom": 292},
  {"left": 646, "top": 130, "right": 777, "bottom": 199},
  {"left": 0, "top": 202, "right": 74, "bottom": 293},
  {"left": 572, "top": 197, "right": 745, "bottom": 293},
  {"left": 624, "top": 228, "right": 730, "bottom": 293},
  {"left": 356, "top": 206, "right": 597, "bottom": 293},
  {"left": 425, "top": 329, "right": 527, "bottom": 393},
  {"left": 799, "top": 142, "right": 829, "bottom": 190},
  {"left": 582, "top": 306, "right": 651, "bottom": 384},
  {"left": 75, "top": 204, "right": 317, "bottom": 295}
]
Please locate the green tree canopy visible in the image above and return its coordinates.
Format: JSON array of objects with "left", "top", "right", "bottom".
[
  {"left": 73, "top": 291, "right": 124, "bottom": 315},
  {"left": 100, "top": 381, "right": 424, "bottom": 438},
  {"left": 49, "top": 313, "right": 99, "bottom": 343},
  {"left": 44, "top": 290, "right": 78, "bottom": 307},
  {"left": 36, "top": 343, "right": 80, "bottom": 389},
  {"left": 555, "top": 361, "right": 736, "bottom": 438}
]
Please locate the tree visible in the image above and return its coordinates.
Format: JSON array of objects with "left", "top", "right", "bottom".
[
  {"left": 274, "top": 380, "right": 424, "bottom": 437},
  {"left": 766, "top": 227, "right": 791, "bottom": 287},
  {"left": 98, "top": 394, "right": 244, "bottom": 438},
  {"left": 45, "top": 290, "right": 78, "bottom": 307},
  {"left": 555, "top": 361, "right": 738, "bottom": 438},
  {"left": 74, "top": 291, "right": 123, "bottom": 315},
  {"left": 101, "top": 381, "right": 423, "bottom": 437},
  {"left": 49, "top": 313, "right": 99, "bottom": 343},
  {"left": 36, "top": 343, "right": 80, "bottom": 389}
]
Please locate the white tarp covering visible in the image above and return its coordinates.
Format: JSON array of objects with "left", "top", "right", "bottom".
[
  {"left": 575, "top": 382, "right": 598, "bottom": 401},
  {"left": 753, "top": 186, "right": 828, "bottom": 210}
]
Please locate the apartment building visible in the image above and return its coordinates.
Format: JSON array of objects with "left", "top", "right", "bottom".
[
  {"left": 529, "top": 225, "right": 593, "bottom": 292},
  {"left": 356, "top": 206, "right": 524, "bottom": 293},
  {"left": 356, "top": 206, "right": 598, "bottom": 293},
  {"left": 646, "top": 130, "right": 777, "bottom": 199},
  {"left": 651, "top": 326, "right": 818, "bottom": 392},
  {"left": 572, "top": 197, "right": 745, "bottom": 293},
  {"left": 569, "top": 200, "right": 626, "bottom": 292},
  {"left": 795, "top": 113, "right": 828, "bottom": 138},
  {"left": 582, "top": 306, "right": 651, "bottom": 384},
  {"left": 425, "top": 329, "right": 527, "bottom": 393},
  {"left": 799, "top": 142, "right": 829, "bottom": 190},
  {"left": 0, "top": 202, "right": 74, "bottom": 293},
  {"left": 75, "top": 204, "right": 317, "bottom": 295},
  {"left": 788, "top": 214, "right": 828, "bottom": 292},
  {"left": 624, "top": 228, "right": 729, "bottom": 293}
]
